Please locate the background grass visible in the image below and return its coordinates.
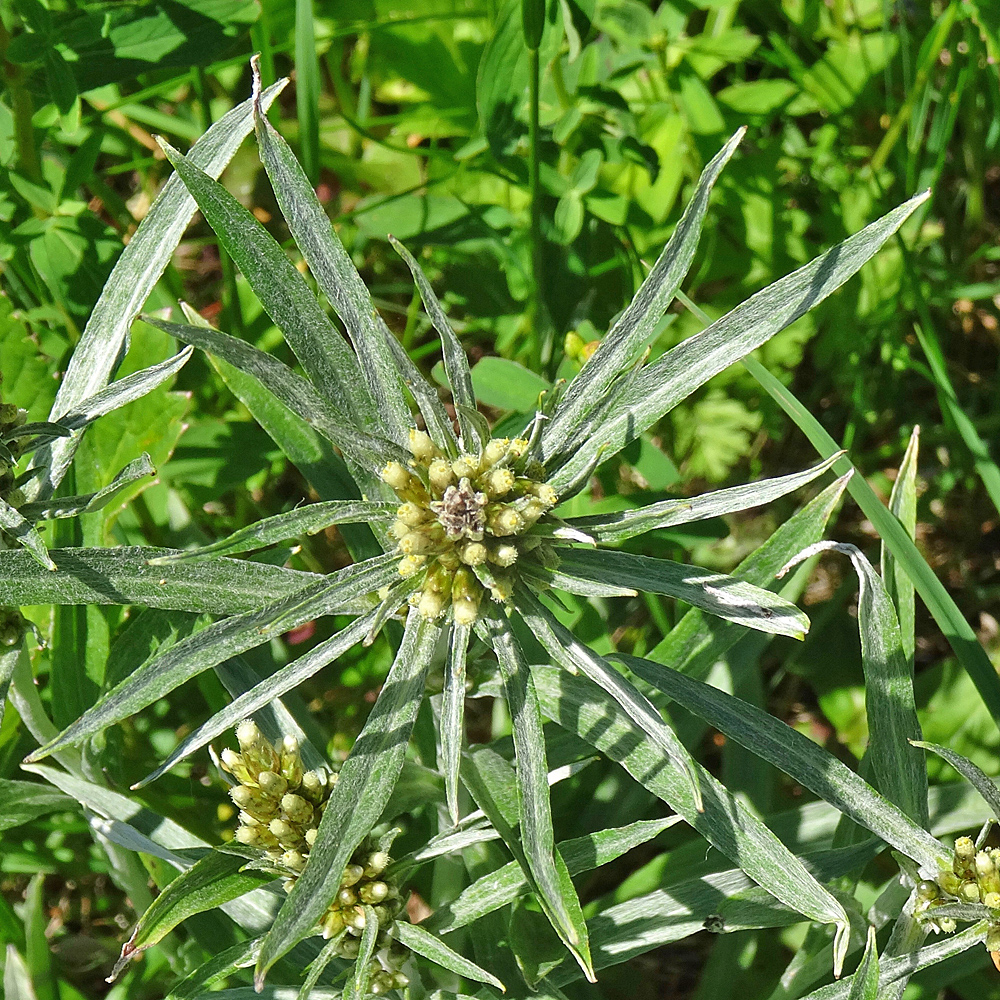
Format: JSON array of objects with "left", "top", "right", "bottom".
[{"left": 1, "top": 0, "right": 999, "bottom": 997}]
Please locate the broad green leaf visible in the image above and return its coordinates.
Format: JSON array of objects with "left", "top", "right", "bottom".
[
  {"left": 109, "top": 851, "right": 273, "bottom": 982},
  {"left": 256, "top": 613, "right": 439, "bottom": 984},
  {"left": 619, "top": 653, "right": 946, "bottom": 869},
  {"left": 648, "top": 473, "right": 850, "bottom": 679},
  {"left": 253, "top": 85, "right": 430, "bottom": 447},
  {"left": 783, "top": 541, "right": 927, "bottom": 825},
  {"left": 881, "top": 426, "right": 918, "bottom": 670},
  {"left": 544, "top": 128, "right": 744, "bottom": 452},
  {"left": 157, "top": 141, "right": 374, "bottom": 429},
  {"left": 470, "top": 356, "right": 550, "bottom": 412},
  {"left": 32, "top": 81, "right": 286, "bottom": 501},
  {"left": 26, "top": 554, "right": 394, "bottom": 763},
  {"left": 484, "top": 612, "right": 595, "bottom": 981},
  {"left": 428, "top": 817, "right": 680, "bottom": 934},
  {"left": 569, "top": 452, "right": 840, "bottom": 543},
  {"left": 547, "top": 191, "right": 931, "bottom": 491},
  {"left": 0, "top": 779, "right": 72, "bottom": 833},
  {"left": 515, "top": 589, "right": 702, "bottom": 809},
  {"left": 147, "top": 500, "right": 396, "bottom": 564},
  {"left": 530, "top": 663, "right": 851, "bottom": 973},
  {"left": 395, "top": 922, "right": 505, "bottom": 991},
  {"left": 911, "top": 741, "right": 1000, "bottom": 822},
  {"left": 552, "top": 547, "right": 810, "bottom": 638},
  {"left": 741, "top": 353, "right": 1000, "bottom": 728},
  {"left": 442, "top": 623, "right": 471, "bottom": 825},
  {"left": 0, "top": 546, "right": 325, "bottom": 615}
]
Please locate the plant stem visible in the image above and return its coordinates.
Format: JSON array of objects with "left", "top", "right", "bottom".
[{"left": 527, "top": 45, "right": 550, "bottom": 374}]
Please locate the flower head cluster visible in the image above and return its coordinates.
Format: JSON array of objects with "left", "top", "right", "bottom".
[
  {"left": 380, "top": 429, "right": 559, "bottom": 624},
  {"left": 221, "top": 722, "right": 409, "bottom": 987}
]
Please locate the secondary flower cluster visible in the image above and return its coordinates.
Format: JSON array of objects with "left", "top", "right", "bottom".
[
  {"left": 380, "top": 429, "right": 559, "bottom": 624},
  {"left": 221, "top": 722, "right": 409, "bottom": 988}
]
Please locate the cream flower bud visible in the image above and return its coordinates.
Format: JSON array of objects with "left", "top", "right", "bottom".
[
  {"left": 235, "top": 825, "right": 259, "bottom": 845},
  {"left": 305, "top": 828, "right": 318, "bottom": 847},
  {"left": 408, "top": 428, "right": 438, "bottom": 461},
  {"left": 483, "top": 438, "right": 510, "bottom": 466},
  {"left": 236, "top": 719, "right": 262, "bottom": 751},
  {"left": 365, "top": 851, "right": 391, "bottom": 876},
  {"left": 380, "top": 461, "right": 412, "bottom": 491},
  {"left": 959, "top": 880, "right": 981, "bottom": 902},
  {"left": 341, "top": 863, "right": 365, "bottom": 887},
  {"left": 338, "top": 886, "right": 358, "bottom": 907},
  {"left": 397, "top": 501, "right": 428, "bottom": 526},
  {"left": 359, "top": 880, "right": 389, "bottom": 904},
  {"left": 399, "top": 529, "right": 437, "bottom": 555},
  {"left": 491, "top": 543, "right": 518, "bottom": 567},
  {"left": 418, "top": 587, "right": 446, "bottom": 619},
  {"left": 281, "top": 793, "right": 313, "bottom": 825},
  {"left": 428, "top": 458, "right": 455, "bottom": 493},
  {"left": 281, "top": 850, "right": 307, "bottom": 872},
  {"left": 486, "top": 467, "right": 514, "bottom": 496},
  {"left": 459, "top": 541, "right": 488, "bottom": 566},
  {"left": 398, "top": 554, "right": 427, "bottom": 578},
  {"left": 452, "top": 454, "right": 480, "bottom": 479},
  {"left": 488, "top": 505, "right": 523, "bottom": 536},
  {"left": 257, "top": 770, "right": 288, "bottom": 799}
]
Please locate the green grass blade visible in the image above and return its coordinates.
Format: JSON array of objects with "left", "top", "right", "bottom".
[
  {"left": 0, "top": 546, "right": 327, "bottom": 614},
  {"left": 147, "top": 500, "right": 396, "bottom": 565},
  {"left": 911, "top": 741, "right": 1000, "bottom": 821},
  {"left": 256, "top": 613, "right": 439, "bottom": 985},
  {"left": 881, "top": 426, "right": 919, "bottom": 670},
  {"left": 553, "top": 548, "right": 811, "bottom": 639},
  {"left": 515, "top": 590, "right": 702, "bottom": 809},
  {"left": 531, "top": 662, "right": 851, "bottom": 974},
  {"left": 157, "top": 142, "right": 374, "bottom": 429},
  {"left": 484, "top": 612, "right": 595, "bottom": 982},
  {"left": 442, "top": 623, "right": 471, "bottom": 825},
  {"left": 740, "top": 352, "right": 1000, "bottom": 724},
  {"left": 31, "top": 80, "right": 287, "bottom": 501},
  {"left": 785, "top": 541, "right": 927, "bottom": 825},
  {"left": 619, "top": 653, "right": 946, "bottom": 869},
  {"left": 570, "top": 452, "right": 840, "bottom": 543},
  {"left": 548, "top": 190, "right": 931, "bottom": 492},
  {"left": 24, "top": 555, "right": 394, "bottom": 762},
  {"left": 395, "top": 922, "right": 505, "bottom": 991},
  {"left": 293, "top": 0, "right": 320, "bottom": 184},
  {"left": 542, "top": 128, "right": 745, "bottom": 459}
]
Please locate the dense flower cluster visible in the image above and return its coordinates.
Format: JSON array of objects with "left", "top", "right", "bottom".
[
  {"left": 221, "top": 722, "right": 409, "bottom": 989},
  {"left": 380, "top": 429, "right": 559, "bottom": 624}
]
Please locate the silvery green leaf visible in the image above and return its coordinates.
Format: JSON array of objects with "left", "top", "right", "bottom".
[
  {"left": 782, "top": 541, "right": 927, "bottom": 825},
  {"left": 542, "top": 128, "right": 745, "bottom": 457},
  {"left": 165, "top": 937, "right": 262, "bottom": 1000},
  {"left": 31, "top": 80, "right": 287, "bottom": 501},
  {"left": 256, "top": 613, "right": 439, "bottom": 985},
  {"left": 157, "top": 141, "right": 376, "bottom": 431},
  {"left": 343, "top": 905, "right": 379, "bottom": 1000},
  {"left": 442, "top": 623, "right": 471, "bottom": 825},
  {"left": 0, "top": 495, "right": 55, "bottom": 570},
  {"left": 547, "top": 190, "right": 931, "bottom": 490},
  {"left": 0, "top": 646, "right": 20, "bottom": 732},
  {"left": 569, "top": 452, "right": 841, "bottom": 543},
  {"left": 554, "top": 547, "right": 810, "bottom": 638},
  {"left": 619, "top": 653, "right": 947, "bottom": 870},
  {"left": 394, "top": 923, "right": 505, "bottom": 991},
  {"left": 911, "top": 741, "right": 1000, "bottom": 822},
  {"left": 20, "top": 455, "right": 155, "bottom": 521},
  {"left": 848, "top": 927, "right": 880, "bottom": 1000}
]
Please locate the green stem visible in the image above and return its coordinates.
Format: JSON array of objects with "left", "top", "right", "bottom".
[{"left": 0, "top": 20, "right": 40, "bottom": 184}]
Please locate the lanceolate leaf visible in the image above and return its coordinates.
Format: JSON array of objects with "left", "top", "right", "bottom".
[
  {"left": 547, "top": 190, "right": 931, "bottom": 491},
  {"left": 0, "top": 646, "right": 20, "bottom": 732},
  {"left": 25, "top": 554, "right": 396, "bottom": 763},
  {"left": 157, "top": 141, "right": 375, "bottom": 430},
  {"left": 553, "top": 547, "right": 810, "bottom": 639},
  {"left": 109, "top": 850, "right": 274, "bottom": 981},
  {"left": 619, "top": 653, "right": 946, "bottom": 869},
  {"left": 568, "top": 452, "right": 840, "bottom": 543},
  {"left": 343, "top": 905, "right": 380, "bottom": 1000},
  {"left": 882, "top": 426, "right": 919, "bottom": 669},
  {"left": 0, "top": 496, "right": 55, "bottom": 570},
  {"left": 395, "top": 923, "right": 505, "bottom": 991},
  {"left": 442, "top": 623, "right": 472, "bottom": 825},
  {"left": 31, "top": 80, "right": 287, "bottom": 501},
  {"left": 911, "top": 741, "right": 1000, "bottom": 822},
  {"left": 20, "top": 454, "right": 155, "bottom": 521},
  {"left": 483, "top": 613, "right": 594, "bottom": 981},
  {"left": 530, "top": 662, "right": 851, "bottom": 975},
  {"left": 256, "top": 613, "right": 439, "bottom": 984},
  {"left": 848, "top": 928, "right": 880, "bottom": 1000},
  {"left": 542, "top": 128, "right": 745, "bottom": 455}
]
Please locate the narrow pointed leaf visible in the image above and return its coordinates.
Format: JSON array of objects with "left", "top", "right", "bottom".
[
  {"left": 619, "top": 653, "right": 946, "bottom": 869},
  {"left": 531, "top": 662, "right": 851, "bottom": 974},
  {"left": 0, "top": 497, "right": 54, "bottom": 570},
  {"left": 252, "top": 93, "right": 415, "bottom": 445},
  {"left": 295, "top": 936, "right": 342, "bottom": 1000},
  {"left": 0, "top": 646, "right": 20, "bottom": 732},
  {"left": 20, "top": 455, "right": 155, "bottom": 521},
  {"left": 848, "top": 927, "right": 880, "bottom": 1000},
  {"left": 31, "top": 80, "right": 287, "bottom": 501},
  {"left": 395, "top": 922, "right": 505, "bottom": 991},
  {"left": 389, "top": 235, "right": 477, "bottom": 450},
  {"left": 148, "top": 500, "right": 396, "bottom": 564},
  {"left": 783, "top": 541, "right": 927, "bottom": 825},
  {"left": 442, "top": 623, "right": 471, "bottom": 825},
  {"left": 256, "top": 613, "right": 439, "bottom": 983},
  {"left": 542, "top": 128, "right": 745, "bottom": 455},
  {"left": 911, "top": 741, "right": 1000, "bottom": 822},
  {"left": 343, "top": 905, "right": 380, "bottom": 1000},
  {"left": 515, "top": 590, "right": 702, "bottom": 809},
  {"left": 483, "top": 612, "right": 594, "bottom": 981},
  {"left": 570, "top": 453, "right": 840, "bottom": 543},
  {"left": 144, "top": 316, "right": 402, "bottom": 469},
  {"left": 157, "top": 141, "right": 374, "bottom": 428},
  {"left": 554, "top": 547, "right": 810, "bottom": 638},
  {"left": 109, "top": 850, "right": 273, "bottom": 982},
  {"left": 0, "top": 546, "right": 327, "bottom": 615},
  {"left": 167, "top": 937, "right": 262, "bottom": 1000},
  {"left": 548, "top": 190, "right": 931, "bottom": 490},
  {"left": 25, "top": 555, "right": 395, "bottom": 762}
]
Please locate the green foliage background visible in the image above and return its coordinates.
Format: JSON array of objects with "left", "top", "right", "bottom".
[{"left": 1, "top": 0, "right": 999, "bottom": 997}]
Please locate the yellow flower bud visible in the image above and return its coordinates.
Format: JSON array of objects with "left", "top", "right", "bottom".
[
  {"left": 491, "top": 542, "right": 518, "bottom": 567},
  {"left": 341, "top": 863, "right": 365, "bottom": 887},
  {"left": 459, "top": 541, "right": 488, "bottom": 566},
  {"left": 408, "top": 428, "right": 438, "bottom": 462},
  {"left": 428, "top": 458, "right": 455, "bottom": 493},
  {"left": 488, "top": 505, "right": 523, "bottom": 536},
  {"left": 398, "top": 554, "right": 427, "bottom": 578},
  {"left": 486, "top": 467, "right": 514, "bottom": 496},
  {"left": 483, "top": 438, "right": 510, "bottom": 466},
  {"left": 397, "top": 501, "right": 428, "bottom": 526},
  {"left": 380, "top": 461, "right": 412, "bottom": 491}
]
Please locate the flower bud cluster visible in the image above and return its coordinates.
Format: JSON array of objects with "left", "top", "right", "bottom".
[
  {"left": 221, "top": 722, "right": 409, "bottom": 984},
  {"left": 916, "top": 835, "right": 1000, "bottom": 943},
  {"left": 379, "top": 429, "right": 559, "bottom": 624}
]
